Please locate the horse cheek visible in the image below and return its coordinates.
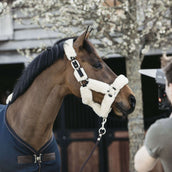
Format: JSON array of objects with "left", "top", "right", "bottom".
[{"left": 66, "top": 72, "right": 81, "bottom": 97}]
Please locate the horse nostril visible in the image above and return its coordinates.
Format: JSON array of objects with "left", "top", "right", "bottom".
[{"left": 129, "top": 95, "right": 136, "bottom": 109}]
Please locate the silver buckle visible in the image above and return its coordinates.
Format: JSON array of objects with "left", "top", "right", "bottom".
[
  {"left": 34, "top": 154, "right": 42, "bottom": 164},
  {"left": 71, "top": 59, "right": 80, "bottom": 69}
]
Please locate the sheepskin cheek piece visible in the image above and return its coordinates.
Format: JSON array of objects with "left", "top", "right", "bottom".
[
  {"left": 64, "top": 39, "right": 128, "bottom": 118},
  {"left": 80, "top": 75, "right": 128, "bottom": 117}
]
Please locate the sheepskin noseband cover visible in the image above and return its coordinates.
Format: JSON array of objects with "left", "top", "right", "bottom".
[{"left": 64, "top": 39, "right": 128, "bottom": 118}]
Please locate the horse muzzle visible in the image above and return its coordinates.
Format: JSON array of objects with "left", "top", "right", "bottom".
[{"left": 113, "top": 94, "right": 136, "bottom": 116}]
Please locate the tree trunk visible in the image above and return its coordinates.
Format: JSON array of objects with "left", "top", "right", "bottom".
[{"left": 126, "top": 52, "right": 145, "bottom": 172}]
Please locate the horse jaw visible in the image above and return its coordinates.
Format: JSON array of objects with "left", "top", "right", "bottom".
[
  {"left": 92, "top": 90, "right": 135, "bottom": 117},
  {"left": 92, "top": 91, "right": 122, "bottom": 116},
  {"left": 111, "top": 102, "right": 127, "bottom": 116}
]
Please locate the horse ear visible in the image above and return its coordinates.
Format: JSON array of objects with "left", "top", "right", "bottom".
[
  {"left": 85, "top": 27, "right": 93, "bottom": 39},
  {"left": 73, "top": 26, "right": 89, "bottom": 49}
]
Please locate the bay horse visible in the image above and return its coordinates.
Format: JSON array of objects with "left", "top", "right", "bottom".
[{"left": 0, "top": 28, "right": 135, "bottom": 172}]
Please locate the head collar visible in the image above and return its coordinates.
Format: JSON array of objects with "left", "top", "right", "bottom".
[{"left": 64, "top": 39, "right": 128, "bottom": 118}]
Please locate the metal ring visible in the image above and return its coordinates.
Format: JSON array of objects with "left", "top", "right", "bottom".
[{"left": 98, "top": 127, "right": 106, "bottom": 135}]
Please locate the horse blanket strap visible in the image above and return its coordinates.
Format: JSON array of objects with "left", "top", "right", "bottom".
[
  {"left": 18, "top": 152, "right": 56, "bottom": 164},
  {"left": 0, "top": 104, "right": 61, "bottom": 172},
  {"left": 64, "top": 39, "right": 128, "bottom": 118}
]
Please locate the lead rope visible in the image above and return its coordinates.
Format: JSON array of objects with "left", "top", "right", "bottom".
[{"left": 79, "top": 118, "right": 107, "bottom": 172}]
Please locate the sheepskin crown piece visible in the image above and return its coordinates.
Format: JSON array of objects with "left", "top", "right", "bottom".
[{"left": 64, "top": 39, "right": 128, "bottom": 118}]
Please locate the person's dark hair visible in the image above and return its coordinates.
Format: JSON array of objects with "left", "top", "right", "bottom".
[
  {"left": 161, "top": 54, "right": 172, "bottom": 85},
  {"left": 164, "top": 61, "right": 172, "bottom": 85}
]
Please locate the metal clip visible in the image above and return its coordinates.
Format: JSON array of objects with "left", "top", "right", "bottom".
[
  {"left": 34, "top": 154, "right": 42, "bottom": 164},
  {"left": 98, "top": 118, "right": 107, "bottom": 141}
]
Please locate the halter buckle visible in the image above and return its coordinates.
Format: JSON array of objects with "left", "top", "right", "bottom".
[
  {"left": 80, "top": 80, "right": 89, "bottom": 87},
  {"left": 71, "top": 59, "right": 80, "bottom": 69}
]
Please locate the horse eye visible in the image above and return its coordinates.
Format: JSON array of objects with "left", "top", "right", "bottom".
[{"left": 93, "top": 62, "right": 102, "bottom": 69}]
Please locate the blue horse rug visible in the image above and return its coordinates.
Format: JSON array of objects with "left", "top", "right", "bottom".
[{"left": 0, "top": 104, "right": 61, "bottom": 172}]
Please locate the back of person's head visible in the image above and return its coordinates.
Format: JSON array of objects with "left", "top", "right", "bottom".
[{"left": 161, "top": 54, "right": 172, "bottom": 85}]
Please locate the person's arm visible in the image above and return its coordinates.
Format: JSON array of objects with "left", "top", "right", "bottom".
[{"left": 134, "top": 146, "right": 158, "bottom": 172}]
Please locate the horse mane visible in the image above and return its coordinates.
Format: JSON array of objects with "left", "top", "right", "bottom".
[
  {"left": 9, "top": 38, "right": 71, "bottom": 104},
  {"left": 9, "top": 37, "right": 94, "bottom": 104}
]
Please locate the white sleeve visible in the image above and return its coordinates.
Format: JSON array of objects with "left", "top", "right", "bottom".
[{"left": 134, "top": 146, "right": 158, "bottom": 172}]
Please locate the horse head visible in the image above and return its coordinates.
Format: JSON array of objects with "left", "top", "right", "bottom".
[{"left": 64, "top": 28, "right": 136, "bottom": 118}]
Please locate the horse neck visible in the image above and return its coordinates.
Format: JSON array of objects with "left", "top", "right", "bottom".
[{"left": 7, "top": 58, "right": 69, "bottom": 151}]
